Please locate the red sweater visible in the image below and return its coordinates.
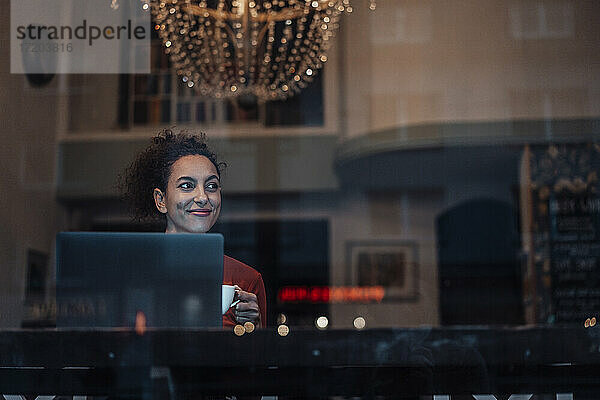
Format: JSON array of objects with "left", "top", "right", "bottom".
[{"left": 222, "top": 255, "right": 267, "bottom": 327}]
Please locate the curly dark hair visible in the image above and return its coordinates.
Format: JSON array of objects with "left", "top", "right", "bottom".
[{"left": 119, "top": 129, "right": 226, "bottom": 221}]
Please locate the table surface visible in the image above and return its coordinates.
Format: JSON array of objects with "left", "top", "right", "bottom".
[{"left": 0, "top": 326, "right": 598, "bottom": 397}]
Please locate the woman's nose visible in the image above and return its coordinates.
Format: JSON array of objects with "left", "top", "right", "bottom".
[{"left": 193, "top": 189, "right": 208, "bottom": 205}]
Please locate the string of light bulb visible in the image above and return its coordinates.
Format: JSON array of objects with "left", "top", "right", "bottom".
[{"left": 113, "top": 0, "right": 376, "bottom": 100}]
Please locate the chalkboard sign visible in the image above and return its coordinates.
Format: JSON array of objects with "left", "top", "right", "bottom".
[
  {"left": 525, "top": 143, "right": 600, "bottom": 324},
  {"left": 549, "top": 195, "right": 600, "bottom": 322}
]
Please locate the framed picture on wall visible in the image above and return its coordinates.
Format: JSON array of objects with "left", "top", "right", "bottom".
[{"left": 346, "top": 240, "right": 419, "bottom": 301}]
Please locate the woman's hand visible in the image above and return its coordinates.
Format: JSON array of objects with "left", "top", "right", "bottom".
[{"left": 233, "top": 285, "right": 260, "bottom": 327}]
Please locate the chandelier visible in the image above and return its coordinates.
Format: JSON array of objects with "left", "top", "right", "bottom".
[{"left": 115, "top": 0, "right": 376, "bottom": 100}]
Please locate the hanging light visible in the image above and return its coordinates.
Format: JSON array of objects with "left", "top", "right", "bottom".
[
  {"left": 154, "top": 0, "right": 346, "bottom": 100},
  {"left": 116, "top": 0, "right": 375, "bottom": 100}
]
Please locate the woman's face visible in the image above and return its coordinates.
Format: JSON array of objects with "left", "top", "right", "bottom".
[{"left": 153, "top": 154, "right": 221, "bottom": 233}]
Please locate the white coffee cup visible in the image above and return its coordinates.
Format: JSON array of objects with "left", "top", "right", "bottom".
[{"left": 222, "top": 284, "right": 239, "bottom": 314}]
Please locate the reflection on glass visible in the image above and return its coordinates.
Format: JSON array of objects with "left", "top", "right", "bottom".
[{"left": 176, "top": 102, "right": 191, "bottom": 123}]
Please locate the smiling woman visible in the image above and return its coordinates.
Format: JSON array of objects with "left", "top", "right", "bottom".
[
  {"left": 119, "top": 129, "right": 225, "bottom": 224},
  {"left": 120, "top": 129, "right": 267, "bottom": 327},
  {"left": 153, "top": 154, "right": 222, "bottom": 234}
]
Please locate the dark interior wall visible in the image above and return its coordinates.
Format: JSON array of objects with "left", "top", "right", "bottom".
[
  {"left": 57, "top": 135, "right": 340, "bottom": 200},
  {"left": 0, "top": 12, "right": 62, "bottom": 326}
]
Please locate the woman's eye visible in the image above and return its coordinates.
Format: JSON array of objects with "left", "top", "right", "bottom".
[
  {"left": 178, "top": 182, "right": 194, "bottom": 190},
  {"left": 206, "top": 182, "right": 220, "bottom": 192}
]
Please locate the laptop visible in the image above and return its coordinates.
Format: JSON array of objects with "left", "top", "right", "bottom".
[{"left": 56, "top": 232, "right": 223, "bottom": 328}]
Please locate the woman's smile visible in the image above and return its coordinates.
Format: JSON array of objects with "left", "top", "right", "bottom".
[{"left": 187, "top": 208, "right": 212, "bottom": 216}]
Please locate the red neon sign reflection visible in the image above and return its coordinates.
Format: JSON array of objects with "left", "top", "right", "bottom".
[{"left": 278, "top": 286, "right": 385, "bottom": 303}]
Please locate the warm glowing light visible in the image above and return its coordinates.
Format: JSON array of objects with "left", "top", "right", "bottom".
[
  {"left": 277, "top": 313, "right": 287, "bottom": 324},
  {"left": 139, "top": 0, "right": 377, "bottom": 100},
  {"left": 585, "top": 318, "right": 591, "bottom": 328},
  {"left": 244, "top": 321, "right": 255, "bottom": 333},
  {"left": 353, "top": 316, "right": 366, "bottom": 330},
  {"left": 316, "top": 316, "right": 329, "bottom": 330},
  {"left": 234, "top": 324, "right": 245, "bottom": 336},
  {"left": 591, "top": 317, "right": 597, "bottom": 327},
  {"left": 277, "top": 324, "right": 290, "bottom": 336},
  {"left": 135, "top": 310, "right": 147, "bottom": 336}
]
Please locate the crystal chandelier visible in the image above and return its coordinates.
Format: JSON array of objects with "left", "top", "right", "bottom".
[{"left": 122, "top": 0, "right": 376, "bottom": 101}]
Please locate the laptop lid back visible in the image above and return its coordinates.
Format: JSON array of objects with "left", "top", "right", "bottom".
[{"left": 56, "top": 232, "right": 223, "bottom": 328}]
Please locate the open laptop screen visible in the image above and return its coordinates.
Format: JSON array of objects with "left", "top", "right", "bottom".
[{"left": 56, "top": 232, "right": 223, "bottom": 328}]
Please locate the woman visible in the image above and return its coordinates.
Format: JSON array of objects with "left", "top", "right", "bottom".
[{"left": 121, "top": 129, "right": 266, "bottom": 328}]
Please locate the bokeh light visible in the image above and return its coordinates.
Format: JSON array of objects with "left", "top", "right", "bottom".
[
  {"left": 315, "top": 316, "right": 328, "bottom": 330},
  {"left": 353, "top": 316, "right": 366, "bottom": 330}
]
